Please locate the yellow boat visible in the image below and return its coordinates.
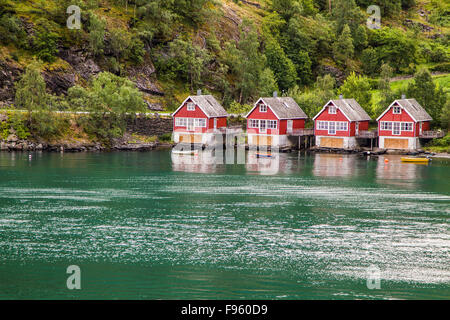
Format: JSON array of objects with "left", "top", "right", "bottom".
[{"left": 401, "top": 157, "right": 430, "bottom": 163}]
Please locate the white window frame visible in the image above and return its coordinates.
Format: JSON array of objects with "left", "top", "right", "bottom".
[
  {"left": 175, "top": 117, "right": 187, "bottom": 127},
  {"left": 259, "top": 120, "right": 267, "bottom": 133},
  {"left": 268, "top": 120, "right": 277, "bottom": 129},
  {"left": 401, "top": 122, "right": 413, "bottom": 132},
  {"left": 393, "top": 122, "right": 401, "bottom": 135},
  {"left": 328, "top": 121, "right": 336, "bottom": 135},
  {"left": 194, "top": 118, "right": 206, "bottom": 128},
  {"left": 187, "top": 102, "right": 195, "bottom": 111},
  {"left": 259, "top": 104, "right": 267, "bottom": 113},
  {"left": 249, "top": 119, "right": 259, "bottom": 129},
  {"left": 381, "top": 121, "right": 392, "bottom": 131},
  {"left": 328, "top": 105, "right": 337, "bottom": 114},
  {"left": 393, "top": 106, "right": 401, "bottom": 114},
  {"left": 337, "top": 122, "right": 348, "bottom": 131},
  {"left": 317, "top": 121, "right": 328, "bottom": 130}
]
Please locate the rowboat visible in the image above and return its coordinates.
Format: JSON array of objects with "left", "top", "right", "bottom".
[
  {"left": 256, "top": 152, "right": 273, "bottom": 158},
  {"left": 401, "top": 157, "right": 430, "bottom": 163},
  {"left": 172, "top": 149, "right": 198, "bottom": 155}
]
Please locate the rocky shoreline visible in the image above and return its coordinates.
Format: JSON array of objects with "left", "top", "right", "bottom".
[{"left": 0, "top": 138, "right": 173, "bottom": 152}]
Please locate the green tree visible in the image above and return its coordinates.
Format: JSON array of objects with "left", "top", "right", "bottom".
[
  {"left": 34, "top": 19, "right": 60, "bottom": 63},
  {"left": 332, "top": 0, "right": 364, "bottom": 34},
  {"left": 264, "top": 36, "right": 297, "bottom": 91},
  {"left": 338, "top": 72, "right": 373, "bottom": 116},
  {"left": 69, "top": 72, "right": 147, "bottom": 142},
  {"left": 271, "top": 0, "right": 301, "bottom": 20},
  {"left": 333, "top": 24, "right": 354, "bottom": 65},
  {"left": 88, "top": 12, "right": 106, "bottom": 55},
  {"left": 224, "top": 20, "right": 267, "bottom": 103},
  {"left": 406, "top": 68, "right": 447, "bottom": 126},
  {"left": 353, "top": 25, "right": 368, "bottom": 52},
  {"left": 15, "top": 61, "right": 48, "bottom": 115},
  {"left": 376, "top": 63, "right": 395, "bottom": 116},
  {"left": 258, "top": 68, "right": 279, "bottom": 97},
  {"left": 441, "top": 100, "right": 450, "bottom": 129}
]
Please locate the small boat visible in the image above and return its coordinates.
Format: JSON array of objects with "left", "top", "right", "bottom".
[
  {"left": 401, "top": 157, "right": 430, "bottom": 163},
  {"left": 256, "top": 152, "right": 273, "bottom": 158},
  {"left": 172, "top": 149, "right": 198, "bottom": 155}
]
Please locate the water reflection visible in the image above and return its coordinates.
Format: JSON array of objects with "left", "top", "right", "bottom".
[
  {"left": 313, "top": 154, "right": 358, "bottom": 178},
  {"left": 376, "top": 156, "right": 421, "bottom": 188},
  {"left": 171, "top": 149, "right": 224, "bottom": 173}
]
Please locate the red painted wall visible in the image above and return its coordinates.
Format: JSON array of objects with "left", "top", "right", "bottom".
[
  {"left": 208, "top": 117, "right": 227, "bottom": 129},
  {"left": 246, "top": 103, "right": 305, "bottom": 135},
  {"left": 173, "top": 98, "right": 227, "bottom": 133},
  {"left": 378, "top": 104, "right": 417, "bottom": 137},
  {"left": 314, "top": 103, "right": 352, "bottom": 137}
]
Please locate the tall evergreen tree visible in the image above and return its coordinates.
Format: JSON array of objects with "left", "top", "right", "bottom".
[
  {"left": 333, "top": 24, "right": 354, "bottom": 65},
  {"left": 406, "top": 68, "right": 447, "bottom": 125}
]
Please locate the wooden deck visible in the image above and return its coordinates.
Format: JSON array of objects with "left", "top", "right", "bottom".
[
  {"left": 419, "top": 130, "right": 446, "bottom": 139},
  {"left": 356, "top": 130, "right": 378, "bottom": 139},
  {"left": 288, "top": 128, "right": 315, "bottom": 136}
]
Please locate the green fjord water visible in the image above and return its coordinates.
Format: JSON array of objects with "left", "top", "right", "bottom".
[{"left": 0, "top": 150, "right": 449, "bottom": 300}]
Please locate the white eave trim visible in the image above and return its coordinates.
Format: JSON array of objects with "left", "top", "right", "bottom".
[
  {"left": 312, "top": 100, "right": 353, "bottom": 122},
  {"left": 171, "top": 96, "right": 212, "bottom": 118},
  {"left": 376, "top": 100, "right": 420, "bottom": 122},
  {"left": 244, "top": 98, "right": 281, "bottom": 120}
]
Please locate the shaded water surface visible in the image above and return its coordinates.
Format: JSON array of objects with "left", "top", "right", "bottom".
[{"left": 0, "top": 150, "right": 449, "bottom": 299}]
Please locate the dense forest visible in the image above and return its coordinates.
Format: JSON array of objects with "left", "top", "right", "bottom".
[{"left": 0, "top": 0, "right": 448, "bottom": 145}]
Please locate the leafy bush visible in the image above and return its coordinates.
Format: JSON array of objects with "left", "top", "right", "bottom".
[
  {"left": 0, "top": 112, "right": 30, "bottom": 140},
  {"left": 158, "top": 133, "right": 173, "bottom": 143}
]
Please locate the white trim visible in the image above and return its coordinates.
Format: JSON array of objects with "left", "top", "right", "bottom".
[
  {"left": 245, "top": 98, "right": 308, "bottom": 120},
  {"left": 172, "top": 96, "right": 211, "bottom": 118},
  {"left": 376, "top": 100, "right": 419, "bottom": 122},
  {"left": 312, "top": 100, "right": 353, "bottom": 122},
  {"left": 245, "top": 98, "right": 280, "bottom": 119}
]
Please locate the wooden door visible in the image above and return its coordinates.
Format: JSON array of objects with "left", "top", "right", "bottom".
[
  {"left": 384, "top": 138, "right": 408, "bottom": 149},
  {"left": 321, "top": 137, "right": 344, "bottom": 148},
  {"left": 287, "top": 120, "right": 293, "bottom": 134}
]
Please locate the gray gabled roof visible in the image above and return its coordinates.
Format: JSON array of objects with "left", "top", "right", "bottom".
[
  {"left": 246, "top": 97, "right": 308, "bottom": 119},
  {"left": 392, "top": 99, "right": 432, "bottom": 121},
  {"left": 330, "top": 99, "right": 371, "bottom": 121},
  {"left": 173, "top": 95, "right": 228, "bottom": 118}
]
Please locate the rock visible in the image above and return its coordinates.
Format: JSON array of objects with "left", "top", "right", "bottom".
[
  {"left": 0, "top": 59, "right": 23, "bottom": 102},
  {"left": 43, "top": 69, "right": 77, "bottom": 95},
  {"left": 145, "top": 101, "right": 164, "bottom": 111},
  {"left": 6, "top": 134, "right": 18, "bottom": 142},
  {"left": 36, "top": 144, "right": 43, "bottom": 150},
  {"left": 0, "top": 142, "right": 7, "bottom": 150},
  {"left": 317, "top": 64, "right": 346, "bottom": 86}
]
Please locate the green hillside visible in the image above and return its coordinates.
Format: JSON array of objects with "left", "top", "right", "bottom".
[{"left": 0, "top": 0, "right": 448, "bottom": 130}]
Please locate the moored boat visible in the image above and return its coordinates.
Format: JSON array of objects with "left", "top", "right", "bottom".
[{"left": 401, "top": 157, "right": 430, "bottom": 163}]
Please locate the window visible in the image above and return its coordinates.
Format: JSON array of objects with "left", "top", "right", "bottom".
[
  {"left": 317, "top": 121, "right": 328, "bottom": 130},
  {"left": 381, "top": 122, "right": 392, "bottom": 130},
  {"left": 393, "top": 122, "right": 400, "bottom": 135},
  {"left": 175, "top": 118, "right": 187, "bottom": 127},
  {"left": 194, "top": 118, "right": 206, "bottom": 127},
  {"left": 187, "top": 102, "right": 195, "bottom": 111},
  {"left": 393, "top": 106, "right": 401, "bottom": 114},
  {"left": 259, "top": 120, "right": 267, "bottom": 132},
  {"left": 259, "top": 104, "right": 267, "bottom": 112},
  {"left": 268, "top": 120, "right": 277, "bottom": 129},
  {"left": 328, "top": 121, "right": 336, "bottom": 134},
  {"left": 337, "top": 122, "right": 348, "bottom": 131},
  {"left": 328, "top": 105, "right": 336, "bottom": 114},
  {"left": 249, "top": 119, "right": 259, "bottom": 128},
  {"left": 401, "top": 122, "right": 413, "bottom": 131}
]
